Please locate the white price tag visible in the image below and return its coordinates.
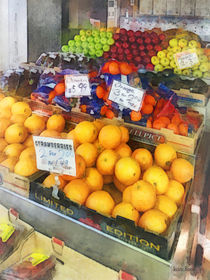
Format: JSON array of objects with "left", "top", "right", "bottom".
[
  {"left": 108, "top": 80, "right": 145, "bottom": 112},
  {"left": 65, "top": 74, "right": 91, "bottom": 98},
  {"left": 33, "top": 136, "right": 76, "bottom": 176},
  {"left": 174, "top": 50, "right": 199, "bottom": 69}
]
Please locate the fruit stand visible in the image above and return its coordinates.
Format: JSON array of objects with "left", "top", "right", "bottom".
[{"left": 0, "top": 1, "right": 210, "bottom": 279}]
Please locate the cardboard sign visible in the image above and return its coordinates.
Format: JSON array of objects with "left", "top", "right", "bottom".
[
  {"left": 65, "top": 74, "right": 91, "bottom": 98},
  {"left": 108, "top": 80, "right": 145, "bottom": 112},
  {"left": 174, "top": 50, "right": 199, "bottom": 69},
  {"left": 33, "top": 136, "right": 76, "bottom": 176}
]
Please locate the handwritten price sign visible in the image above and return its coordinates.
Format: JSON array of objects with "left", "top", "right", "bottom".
[
  {"left": 33, "top": 136, "right": 76, "bottom": 176},
  {"left": 108, "top": 80, "right": 145, "bottom": 112},
  {"left": 174, "top": 50, "right": 199, "bottom": 70},
  {"left": 65, "top": 74, "right": 91, "bottom": 98}
]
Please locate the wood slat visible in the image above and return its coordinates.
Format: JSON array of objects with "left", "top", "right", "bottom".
[
  {"left": 153, "top": 0, "right": 167, "bottom": 15},
  {"left": 167, "top": 0, "right": 181, "bottom": 15},
  {"left": 139, "top": 0, "right": 153, "bottom": 15},
  {"left": 195, "top": 0, "right": 210, "bottom": 17},
  {"left": 181, "top": 0, "right": 195, "bottom": 16}
]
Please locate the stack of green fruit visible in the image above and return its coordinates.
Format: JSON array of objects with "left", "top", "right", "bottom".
[
  {"left": 151, "top": 38, "right": 210, "bottom": 79},
  {"left": 61, "top": 29, "right": 115, "bottom": 58}
]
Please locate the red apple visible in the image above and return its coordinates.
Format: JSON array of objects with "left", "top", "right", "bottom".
[
  {"left": 117, "top": 48, "right": 124, "bottom": 54},
  {"left": 103, "top": 52, "right": 110, "bottom": 59},
  {"left": 152, "top": 38, "right": 160, "bottom": 45},
  {"left": 127, "top": 54, "right": 133, "bottom": 61},
  {"left": 150, "top": 31, "right": 158, "bottom": 39},
  {"left": 139, "top": 45, "right": 145, "bottom": 51},
  {"left": 113, "top": 34, "right": 120, "bottom": 41},
  {"left": 136, "top": 38, "right": 143, "bottom": 45},
  {"left": 135, "top": 31, "right": 142, "bottom": 37},
  {"left": 140, "top": 51, "right": 147, "bottom": 57},
  {"left": 118, "top": 54, "right": 125, "bottom": 61},
  {"left": 124, "top": 48, "right": 131, "bottom": 55},
  {"left": 146, "top": 63, "right": 154, "bottom": 71},
  {"left": 111, "top": 46, "right": 117, "bottom": 53},
  {"left": 121, "top": 35, "right": 128, "bottom": 42},
  {"left": 154, "top": 45, "right": 162, "bottom": 52},
  {"left": 134, "top": 56, "right": 142, "bottom": 64},
  {"left": 143, "top": 56, "right": 151, "bottom": 64},
  {"left": 142, "top": 31, "right": 150, "bottom": 38},
  {"left": 132, "top": 49, "right": 139, "bottom": 56},
  {"left": 111, "top": 53, "right": 117, "bottom": 59},
  {"left": 129, "top": 37, "right": 136, "bottom": 44},
  {"left": 131, "top": 43, "right": 138, "bottom": 49},
  {"left": 148, "top": 50, "right": 156, "bottom": 57},
  {"left": 159, "top": 34, "right": 166, "bottom": 41},
  {"left": 122, "top": 42, "right": 129, "bottom": 49},
  {"left": 120, "top": 28, "right": 127, "bottom": 35},
  {"left": 146, "top": 44, "right": 153, "bottom": 51},
  {"left": 127, "top": 30, "right": 134, "bottom": 37},
  {"left": 144, "top": 37, "right": 151, "bottom": 44},
  {"left": 115, "top": 41, "right": 122, "bottom": 48}
]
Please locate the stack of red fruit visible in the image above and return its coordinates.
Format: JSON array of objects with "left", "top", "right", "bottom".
[{"left": 103, "top": 29, "right": 166, "bottom": 70}]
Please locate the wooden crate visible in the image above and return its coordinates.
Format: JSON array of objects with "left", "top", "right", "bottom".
[{"left": 173, "top": 89, "right": 208, "bottom": 107}]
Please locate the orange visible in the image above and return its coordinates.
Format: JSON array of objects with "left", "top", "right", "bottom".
[
  {"left": 143, "top": 166, "right": 169, "bottom": 194},
  {"left": 115, "top": 157, "right": 141, "bottom": 186},
  {"left": 0, "top": 138, "right": 8, "bottom": 152},
  {"left": 0, "top": 153, "right": 7, "bottom": 163},
  {"left": 93, "top": 119, "right": 105, "bottom": 132},
  {"left": 130, "top": 180, "right": 156, "bottom": 212},
  {"left": 170, "top": 158, "right": 194, "bottom": 183},
  {"left": 119, "top": 126, "right": 129, "bottom": 143},
  {"left": 40, "top": 130, "right": 61, "bottom": 138},
  {"left": 115, "top": 143, "right": 132, "bottom": 158},
  {"left": 47, "top": 114, "right": 65, "bottom": 132},
  {"left": 158, "top": 116, "right": 170, "bottom": 126},
  {"left": 61, "top": 154, "right": 86, "bottom": 181},
  {"left": 23, "top": 135, "right": 34, "bottom": 147},
  {"left": 85, "top": 167, "right": 103, "bottom": 192},
  {"left": 105, "top": 109, "right": 115, "bottom": 119},
  {"left": 24, "top": 114, "right": 46, "bottom": 135},
  {"left": 85, "top": 190, "right": 115, "bottom": 215},
  {"left": 0, "top": 109, "right": 12, "bottom": 119},
  {"left": 48, "top": 90, "right": 56, "bottom": 103},
  {"left": 138, "top": 209, "right": 168, "bottom": 234},
  {"left": 75, "top": 121, "right": 98, "bottom": 144},
  {"left": 61, "top": 132, "right": 68, "bottom": 138},
  {"left": 0, "top": 118, "right": 11, "bottom": 137},
  {"left": 64, "top": 179, "right": 90, "bottom": 205},
  {"left": 14, "top": 158, "right": 38, "bottom": 177},
  {"left": 171, "top": 114, "right": 182, "bottom": 125},
  {"left": 119, "top": 62, "right": 133, "bottom": 75},
  {"left": 67, "top": 129, "right": 80, "bottom": 149},
  {"left": 113, "top": 176, "right": 127, "bottom": 192},
  {"left": 144, "top": 95, "right": 156, "bottom": 106},
  {"left": 94, "top": 139, "right": 105, "bottom": 155},
  {"left": 103, "top": 175, "right": 113, "bottom": 184},
  {"left": 5, "top": 124, "right": 28, "bottom": 144},
  {"left": 43, "top": 174, "right": 66, "bottom": 189},
  {"left": 98, "top": 125, "right": 121, "bottom": 149},
  {"left": 109, "top": 61, "right": 120, "bottom": 75},
  {"left": 122, "top": 186, "right": 133, "bottom": 203},
  {"left": 155, "top": 195, "right": 177, "bottom": 219},
  {"left": 165, "top": 180, "right": 185, "bottom": 205},
  {"left": 154, "top": 143, "right": 177, "bottom": 170},
  {"left": 100, "top": 105, "right": 108, "bottom": 116},
  {"left": 10, "top": 114, "right": 28, "bottom": 125},
  {"left": 132, "top": 148, "right": 153, "bottom": 171},
  {"left": 3, "top": 143, "right": 25, "bottom": 158},
  {"left": 0, "top": 97, "right": 16, "bottom": 109},
  {"left": 167, "top": 123, "right": 179, "bottom": 134},
  {"left": 141, "top": 104, "right": 153, "bottom": 115},
  {"left": 96, "top": 149, "right": 119, "bottom": 175},
  {"left": 11, "top": 102, "right": 32, "bottom": 118},
  {"left": 1, "top": 157, "right": 18, "bottom": 172},
  {"left": 179, "top": 122, "right": 188, "bottom": 136},
  {"left": 130, "top": 111, "right": 141, "bottom": 122},
  {"left": 112, "top": 202, "right": 139, "bottom": 224},
  {"left": 19, "top": 147, "right": 36, "bottom": 161},
  {"left": 76, "top": 143, "right": 98, "bottom": 167},
  {"left": 54, "top": 83, "right": 65, "bottom": 95},
  {"left": 96, "top": 86, "right": 105, "bottom": 99},
  {"left": 153, "top": 119, "right": 166, "bottom": 130}
]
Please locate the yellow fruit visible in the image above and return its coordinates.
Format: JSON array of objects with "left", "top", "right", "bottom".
[
  {"left": 76, "top": 143, "right": 98, "bottom": 167},
  {"left": 85, "top": 190, "right": 115, "bottom": 215},
  {"left": 43, "top": 174, "right": 66, "bottom": 189},
  {"left": 94, "top": 139, "right": 105, "bottom": 155},
  {"left": 0, "top": 93, "right": 5, "bottom": 101},
  {"left": 75, "top": 121, "right": 98, "bottom": 144},
  {"left": 14, "top": 158, "right": 38, "bottom": 176},
  {"left": 130, "top": 180, "right": 156, "bottom": 212},
  {"left": 113, "top": 176, "right": 127, "bottom": 192},
  {"left": 98, "top": 125, "right": 121, "bottom": 149},
  {"left": 85, "top": 167, "right": 103, "bottom": 192},
  {"left": 23, "top": 135, "right": 34, "bottom": 147},
  {"left": 155, "top": 195, "right": 177, "bottom": 219},
  {"left": 170, "top": 158, "right": 194, "bottom": 183},
  {"left": 11, "top": 102, "right": 32, "bottom": 118},
  {"left": 64, "top": 179, "right": 90, "bottom": 205},
  {"left": 24, "top": 115, "right": 45, "bottom": 135},
  {"left": 138, "top": 209, "right": 168, "bottom": 234},
  {"left": 115, "top": 157, "right": 141, "bottom": 186},
  {"left": 103, "top": 175, "right": 113, "bottom": 184},
  {"left": 40, "top": 130, "right": 60, "bottom": 138},
  {"left": 0, "top": 118, "right": 11, "bottom": 137},
  {"left": 154, "top": 143, "right": 177, "bottom": 170},
  {"left": 5, "top": 124, "right": 28, "bottom": 144},
  {"left": 19, "top": 147, "right": 36, "bottom": 161},
  {"left": 165, "top": 180, "right": 185, "bottom": 205},
  {"left": 143, "top": 166, "right": 169, "bottom": 195},
  {"left": 0, "top": 138, "right": 8, "bottom": 152},
  {"left": 119, "top": 126, "right": 129, "bottom": 143},
  {"left": 93, "top": 119, "right": 105, "bottom": 132},
  {"left": 67, "top": 129, "right": 80, "bottom": 149},
  {"left": 47, "top": 114, "right": 65, "bottom": 132},
  {"left": 132, "top": 148, "right": 153, "bottom": 171},
  {"left": 0, "top": 97, "right": 16, "bottom": 109},
  {"left": 3, "top": 143, "right": 25, "bottom": 158},
  {"left": 115, "top": 143, "right": 132, "bottom": 158},
  {"left": 96, "top": 149, "right": 119, "bottom": 175},
  {"left": 0, "top": 109, "right": 12, "bottom": 119},
  {"left": 1, "top": 157, "right": 18, "bottom": 172},
  {"left": 112, "top": 202, "right": 139, "bottom": 224},
  {"left": 10, "top": 114, "right": 28, "bottom": 124},
  {"left": 122, "top": 186, "right": 133, "bottom": 203}
]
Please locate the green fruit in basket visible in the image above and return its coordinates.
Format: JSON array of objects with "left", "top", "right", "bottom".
[
  {"left": 100, "top": 31, "right": 106, "bottom": 37},
  {"left": 103, "top": 45, "right": 110, "bottom": 52},
  {"left": 169, "top": 38, "right": 178, "bottom": 47},
  {"left": 83, "top": 48, "right": 89, "bottom": 55},
  {"left": 167, "top": 52, "right": 174, "bottom": 60},
  {"left": 100, "top": 37, "right": 108, "bottom": 45},
  {"left": 75, "top": 41, "right": 82, "bottom": 47},
  {"left": 106, "top": 31, "right": 113, "bottom": 38},
  {"left": 189, "top": 40, "right": 198, "bottom": 48},
  {"left": 86, "top": 30, "right": 92, "bottom": 36},
  {"left": 174, "top": 68, "right": 182, "bottom": 75},
  {"left": 68, "top": 40, "right": 75, "bottom": 47},
  {"left": 107, "top": 38, "right": 115, "bottom": 45},
  {"left": 203, "top": 72, "right": 210, "bottom": 79},
  {"left": 68, "top": 46, "right": 75, "bottom": 53},
  {"left": 95, "top": 43, "right": 102, "bottom": 50},
  {"left": 80, "top": 36, "right": 87, "bottom": 42},
  {"left": 88, "top": 42, "right": 95, "bottom": 50},
  {"left": 80, "top": 29, "right": 86, "bottom": 36},
  {"left": 154, "top": 64, "right": 164, "bottom": 72},
  {"left": 192, "top": 69, "right": 203, "bottom": 78},
  {"left": 82, "top": 41, "right": 89, "bottom": 49},
  {"left": 199, "top": 55, "right": 208, "bottom": 63},
  {"left": 87, "top": 36, "right": 94, "bottom": 43},
  {"left": 178, "top": 39, "right": 188, "bottom": 48},
  {"left": 182, "top": 69, "right": 191, "bottom": 76},
  {"left": 94, "top": 37, "right": 100, "bottom": 44},
  {"left": 95, "top": 50, "right": 103, "bottom": 57},
  {"left": 92, "top": 30, "right": 100, "bottom": 37},
  {"left": 199, "top": 62, "right": 209, "bottom": 72},
  {"left": 61, "top": 45, "right": 69, "bottom": 52},
  {"left": 170, "top": 60, "right": 177, "bottom": 68},
  {"left": 74, "top": 35, "right": 81, "bottom": 41},
  {"left": 89, "top": 49, "right": 96, "bottom": 56},
  {"left": 75, "top": 47, "right": 83, "bottom": 54},
  {"left": 151, "top": 56, "right": 160, "bottom": 65}
]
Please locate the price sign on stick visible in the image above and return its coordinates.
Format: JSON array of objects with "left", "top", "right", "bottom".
[
  {"left": 108, "top": 80, "right": 145, "bottom": 111},
  {"left": 65, "top": 74, "right": 91, "bottom": 98},
  {"left": 33, "top": 136, "right": 76, "bottom": 176},
  {"left": 174, "top": 50, "right": 199, "bottom": 69}
]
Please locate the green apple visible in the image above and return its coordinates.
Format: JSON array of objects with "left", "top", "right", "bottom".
[
  {"left": 106, "top": 31, "right": 113, "bottom": 38},
  {"left": 94, "top": 37, "right": 101, "bottom": 44},
  {"left": 167, "top": 52, "right": 174, "bottom": 60},
  {"left": 199, "top": 62, "right": 209, "bottom": 72},
  {"left": 82, "top": 41, "right": 88, "bottom": 49},
  {"left": 170, "top": 60, "right": 177, "bottom": 68},
  {"left": 95, "top": 50, "right": 103, "bottom": 57},
  {"left": 178, "top": 39, "right": 188, "bottom": 48},
  {"left": 75, "top": 47, "right": 83, "bottom": 54},
  {"left": 103, "top": 45, "right": 110, "bottom": 52},
  {"left": 75, "top": 41, "right": 82, "bottom": 47},
  {"left": 182, "top": 69, "right": 191, "bottom": 76},
  {"left": 167, "top": 46, "right": 174, "bottom": 52},
  {"left": 95, "top": 43, "right": 102, "bottom": 50},
  {"left": 160, "top": 57, "right": 170, "bottom": 66},
  {"left": 100, "top": 31, "right": 106, "bottom": 37},
  {"left": 74, "top": 35, "right": 81, "bottom": 41},
  {"left": 80, "top": 36, "right": 87, "bottom": 42},
  {"left": 203, "top": 72, "right": 210, "bottom": 79},
  {"left": 68, "top": 40, "right": 75, "bottom": 47},
  {"left": 88, "top": 42, "right": 95, "bottom": 50},
  {"left": 61, "top": 45, "right": 69, "bottom": 52},
  {"left": 68, "top": 46, "right": 75, "bottom": 53},
  {"left": 151, "top": 56, "right": 160, "bottom": 65},
  {"left": 86, "top": 30, "right": 92, "bottom": 36},
  {"left": 199, "top": 55, "right": 208, "bottom": 63},
  {"left": 154, "top": 64, "right": 164, "bottom": 72},
  {"left": 92, "top": 30, "right": 100, "bottom": 37},
  {"left": 174, "top": 68, "right": 182, "bottom": 75},
  {"left": 80, "top": 29, "right": 86, "bottom": 36},
  {"left": 87, "top": 36, "right": 94, "bottom": 43},
  {"left": 107, "top": 38, "right": 115, "bottom": 45},
  {"left": 192, "top": 69, "right": 203, "bottom": 78},
  {"left": 89, "top": 49, "right": 96, "bottom": 56},
  {"left": 157, "top": 51, "right": 166, "bottom": 59},
  {"left": 83, "top": 48, "right": 89, "bottom": 55},
  {"left": 100, "top": 37, "right": 107, "bottom": 45},
  {"left": 169, "top": 38, "right": 178, "bottom": 47},
  {"left": 189, "top": 40, "right": 198, "bottom": 48},
  {"left": 172, "top": 46, "right": 181, "bottom": 53}
]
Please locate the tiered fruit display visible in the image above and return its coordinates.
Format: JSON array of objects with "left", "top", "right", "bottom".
[
  {"left": 42, "top": 121, "right": 194, "bottom": 234},
  {"left": 151, "top": 38, "right": 210, "bottom": 78},
  {"left": 61, "top": 29, "right": 115, "bottom": 58}
]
